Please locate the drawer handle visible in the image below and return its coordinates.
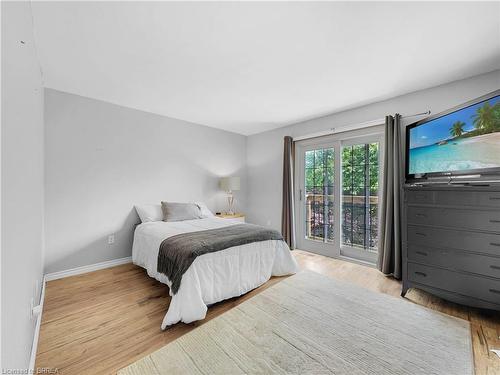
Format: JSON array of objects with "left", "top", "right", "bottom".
[
  {"left": 415, "top": 251, "right": 428, "bottom": 256},
  {"left": 490, "top": 265, "right": 500, "bottom": 270},
  {"left": 414, "top": 271, "right": 427, "bottom": 277},
  {"left": 415, "top": 232, "right": 427, "bottom": 237},
  {"left": 490, "top": 243, "right": 500, "bottom": 247},
  {"left": 489, "top": 289, "right": 500, "bottom": 295},
  {"left": 415, "top": 214, "right": 427, "bottom": 218},
  {"left": 489, "top": 197, "right": 500, "bottom": 200},
  {"left": 490, "top": 220, "right": 500, "bottom": 223}
]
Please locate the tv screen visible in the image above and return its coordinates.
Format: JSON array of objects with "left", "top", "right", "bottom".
[{"left": 406, "top": 91, "right": 500, "bottom": 180}]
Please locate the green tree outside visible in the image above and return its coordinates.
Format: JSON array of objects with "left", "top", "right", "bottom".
[{"left": 305, "top": 144, "right": 379, "bottom": 197}]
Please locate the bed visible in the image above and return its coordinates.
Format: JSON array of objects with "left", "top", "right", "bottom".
[{"left": 132, "top": 215, "right": 298, "bottom": 329}]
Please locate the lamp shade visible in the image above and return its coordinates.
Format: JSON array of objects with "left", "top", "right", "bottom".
[{"left": 219, "top": 176, "right": 240, "bottom": 191}]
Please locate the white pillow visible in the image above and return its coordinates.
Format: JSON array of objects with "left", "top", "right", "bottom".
[
  {"left": 194, "top": 202, "right": 215, "bottom": 218},
  {"left": 161, "top": 202, "right": 203, "bottom": 222},
  {"left": 135, "top": 202, "right": 214, "bottom": 222},
  {"left": 135, "top": 204, "right": 163, "bottom": 223}
]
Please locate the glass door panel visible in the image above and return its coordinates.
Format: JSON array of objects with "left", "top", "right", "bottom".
[
  {"left": 296, "top": 140, "right": 340, "bottom": 257},
  {"left": 341, "top": 141, "right": 380, "bottom": 261},
  {"left": 304, "top": 148, "right": 335, "bottom": 243}
]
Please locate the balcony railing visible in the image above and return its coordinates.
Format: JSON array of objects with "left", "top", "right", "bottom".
[{"left": 305, "top": 194, "right": 379, "bottom": 251}]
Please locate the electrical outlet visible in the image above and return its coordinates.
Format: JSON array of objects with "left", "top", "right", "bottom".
[
  {"left": 108, "top": 234, "right": 115, "bottom": 245},
  {"left": 30, "top": 296, "right": 42, "bottom": 319},
  {"left": 32, "top": 304, "right": 42, "bottom": 317}
]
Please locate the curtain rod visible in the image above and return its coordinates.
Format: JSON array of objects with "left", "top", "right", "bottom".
[
  {"left": 402, "top": 110, "right": 431, "bottom": 119},
  {"left": 293, "top": 110, "right": 431, "bottom": 142}
]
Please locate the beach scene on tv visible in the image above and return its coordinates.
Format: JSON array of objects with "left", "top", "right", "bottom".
[{"left": 408, "top": 95, "right": 500, "bottom": 175}]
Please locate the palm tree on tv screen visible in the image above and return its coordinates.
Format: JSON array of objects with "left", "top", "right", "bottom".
[
  {"left": 472, "top": 102, "right": 496, "bottom": 132},
  {"left": 449, "top": 121, "right": 465, "bottom": 138},
  {"left": 493, "top": 102, "right": 500, "bottom": 131}
]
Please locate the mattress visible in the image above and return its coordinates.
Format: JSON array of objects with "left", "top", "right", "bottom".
[{"left": 132, "top": 217, "right": 299, "bottom": 328}]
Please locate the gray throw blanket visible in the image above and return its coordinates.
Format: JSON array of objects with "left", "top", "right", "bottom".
[{"left": 157, "top": 223, "right": 284, "bottom": 294}]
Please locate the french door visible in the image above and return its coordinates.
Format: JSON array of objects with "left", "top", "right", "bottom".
[
  {"left": 296, "top": 139, "right": 341, "bottom": 257},
  {"left": 295, "top": 131, "right": 383, "bottom": 264}
]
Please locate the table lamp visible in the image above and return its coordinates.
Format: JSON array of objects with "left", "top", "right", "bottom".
[{"left": 219, "top": 176, "right": 240, "bottom": 215}]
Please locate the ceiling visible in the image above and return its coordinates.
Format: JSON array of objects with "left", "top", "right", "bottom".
[{"left": 31, "top": 2, "right": 500, "bottom": 135}]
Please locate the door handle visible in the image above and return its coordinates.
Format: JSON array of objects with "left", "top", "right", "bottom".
[
  {"left": 489, "top": 219, "right": 500, "bottom": 223},
  {"left": 490, "top": 265, "right": 500, "bottom": 270},
  {"left": 490, "top": 243, "right": 500, "bottom": 247},
  {"left": 488, "top": 289, "right": 500, "bottom": 295},
  {"left": 415, "top": 251, "right": 428, "bottom": 256},
  {"left": 414, "top": 271, "right": 427, "bottom": 277},
  {"left": 415, "top": 232, "right": 427, "bottom": 237}
]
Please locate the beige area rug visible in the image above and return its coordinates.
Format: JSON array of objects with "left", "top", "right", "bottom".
[{"left": 119, "top": 271, "right": 473, "bottom": 375}]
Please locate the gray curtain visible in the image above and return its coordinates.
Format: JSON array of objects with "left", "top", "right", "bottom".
[
  {"left": 281, "top": 136, "right": 296, "bottom": 249},
  {"left": 378, "top": 114, "right": 402, "bottom": 279}
]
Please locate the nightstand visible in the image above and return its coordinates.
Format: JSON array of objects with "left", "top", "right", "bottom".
[{"left": 216, "top": 213, "right": 245, "bottom": 222}]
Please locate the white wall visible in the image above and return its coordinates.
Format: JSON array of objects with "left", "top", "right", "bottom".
[
  {"left": 247, "top": 70, "right": 500, "bottom": 230},
  {"left": 44, "top": 89, "right": 247, "bottom": 273},
  {"left": 1, "top": 2, "right": 45, "bottom": 370}
]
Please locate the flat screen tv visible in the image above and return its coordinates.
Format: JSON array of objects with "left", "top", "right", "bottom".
[{"left": 405, "top": 89, "right": 500, "bottom": 182}]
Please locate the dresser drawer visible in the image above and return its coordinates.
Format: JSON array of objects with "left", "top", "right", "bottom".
[
  {"left": 406, "top": 190, "right": 435, "bottom": 204},
  {"left": 407, "top": 225, "right": 500, "bottom": 257},
  {"left": 408, "top": 244, "right": 500, "bottom": 279},
  {"left": 408, "top": 206, "right": 500, "bottom": 232},
  {"left": 406, "top": 189, "right": 500, "bottom": 208},
  {"left": 434, "top": 190, "right": 500, "bottom": 208},
  {"left": 408, "top": 262, "right": 500, "bottom": 305}
]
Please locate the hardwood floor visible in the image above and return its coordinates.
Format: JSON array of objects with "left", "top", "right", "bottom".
[{"left": 36, "top": 250, "right": 500, "bottom": 374}]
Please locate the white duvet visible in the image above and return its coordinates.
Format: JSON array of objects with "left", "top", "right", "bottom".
[{"left": 132, "top": 217, "right": 298, "bottom": 329}]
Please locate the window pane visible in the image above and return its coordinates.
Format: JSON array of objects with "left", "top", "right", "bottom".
[
  {"left": 352, "top": 204, "right": 366, "bottom": 230},
  {"left": 352, "top": 165, "right": 366, "bottom": 191},
  {"left": 314, "top": 149, "right": 324, "bottom": 165},
  {"left": 327, "top": 167, "right": 334, "bottom": 187},
  {"left": 342, "top": 165, "right": 352, "bottom": 195},
  {"left": 370, "top": 228, "right": 379, "bottom": 249},
  {"left": 342, "top": 223, "right": 352, "bottom": 246},
  {"left": 326, "top": 148, "right": 334, "bottom": 170},
  {"left": 369, "top": 164, "right": 379, "bottom": 195},
  {"left": 342, "top": 142, "right": 380, "bottom": 252},
  {"left": 352, "top": 144, "right": 366, "bottom": 165},
  {"left": 342, "top": 146, "right": 352, "bottom": 166},
  {"left": 305, "top": 150, "right": 315, "bottom": 168},
  {"left": 327, "top": 224, "right": 335, "bottom": 242},
  {"left": 305, "top": 168, "right": 314, "bottom": 185},
  {"left": 369, "top": 143, "right": 379, "bottom": 164},
  {"left": 352, "top": 225, "right": 365, "bottom": 247}
]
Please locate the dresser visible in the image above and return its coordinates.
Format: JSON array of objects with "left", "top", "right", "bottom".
[{"left": 402, "top": 184, "right": 500, "bottom": 311}]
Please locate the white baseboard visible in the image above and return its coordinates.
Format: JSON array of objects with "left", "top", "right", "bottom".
[
  {"left": 44, "top": 256, "right": 132, "bottom": 281},
  {"left": 29, "top": 275, "right": 46, "bottom": 371}
]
